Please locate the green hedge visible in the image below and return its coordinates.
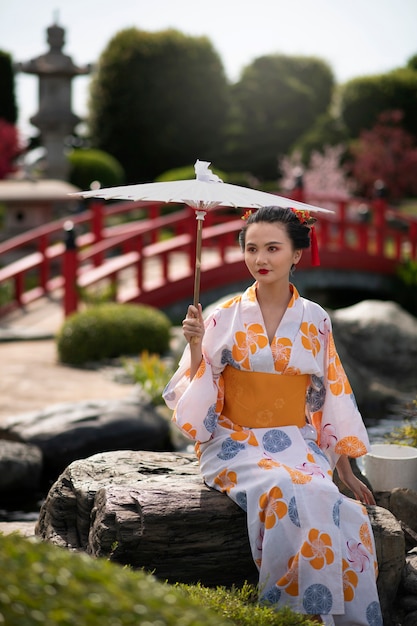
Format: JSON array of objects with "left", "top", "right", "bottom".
[
  {"left": 0, "top": 532, "right": 229, "bottom": 626},
  {"left": 68, "top": 148, "right": 125, "bottom": 191},
  {"left": 0, "top": 533, "right": 316, "bottom": 626},
  {"left": 57, "top": 303, "right": 171, "bottom": 366}
]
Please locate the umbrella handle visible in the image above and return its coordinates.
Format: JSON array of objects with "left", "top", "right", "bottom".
[
  {"left": 193, "top": 211, "right": 205, "bottom": 308},
  {"left": 191, "top": 211, "right": 205, "bottom": 345}
]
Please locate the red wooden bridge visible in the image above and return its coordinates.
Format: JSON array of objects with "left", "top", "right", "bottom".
[{"left": 0, "top": 191, "right": 416, "bottom": 319}]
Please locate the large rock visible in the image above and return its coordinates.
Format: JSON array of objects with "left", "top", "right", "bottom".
[
  {"left": 367, "top": 505, "right": 405, "bottom": 623},
  {"left": 332, "top": 300, "right": 417, "bottom": 381},
  {"left": 0, "top": 398, "right": 172, "bottom": 480},
  {"left": 35, "top": 449, "right": 256, "bottom": 586},
  {"left": 0, "top": 440, "right": 43, "bottom": 493},
  {"left": 36, "top": 450, "right": 404, "bottom": 623},
  {"left": 376, "top": 488, "right": 417, "bottom": 536}
]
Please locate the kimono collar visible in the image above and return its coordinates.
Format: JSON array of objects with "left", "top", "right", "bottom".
[{"left": 241, "top": 282, "right": 304, "bottom": 343}]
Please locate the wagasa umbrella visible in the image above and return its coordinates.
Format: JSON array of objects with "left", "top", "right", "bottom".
[{"left": 74, "top": 160, "right": 333, "bottom": 306}]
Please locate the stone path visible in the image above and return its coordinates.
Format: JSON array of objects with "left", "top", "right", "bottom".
[
  {"left": 0, "top": 297, "right": 138, "bottom": 536},
  {"left": 0, "top": 297, "right": 136, "bottom": 423}
]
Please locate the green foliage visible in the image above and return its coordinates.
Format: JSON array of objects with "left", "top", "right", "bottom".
[
  {"left": 385, "top": 397, "right": 417, "bottom": 446},
  {"left": 0, "top": 50, "right": 17, "bottom": 124},
  {"left": 339, "top": 69, "right": 417, "bottom": 139},
  {"left": 0, "top": 533, "right": 318, "bottom": 626},
  {"left": 68, "top": 148, "right": 125, "bottom": 190},
  {"left": 229, "top": 54, "right": 335, "bottom": 180},
  {"left": 395, "top": 259, "right": 417, "bottom": 315},
  {"left": 178, "top": 582, "right": 317, "bottom": 626},
  {"left": 89, "top": 28, "right": 230, "bottom": 183},
  {"left": 293, "top": 112, "right": 350, "bottom": 163},
  {"left": 123, "top": 350, "right": 174, "bottom": 405},
  {"left": 0, "top": 280, "right": 13, "bottom": 307},
  {"left": 56, "top": 303, "right": 171, "bottom": 366},
  {"left": 78, "top": 282, "right": 117, "bottom": 306},
  {"left": 0, "top": 532, "right": 231, "bottom": 626},
  {"left": 407, "top": 54, "right": 417, "bottom": 72}
]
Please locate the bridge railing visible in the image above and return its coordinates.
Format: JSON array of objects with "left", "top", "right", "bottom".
[
  {"left": 0, "top": 192, "right": 416, "bottom": 318},
  {"left": 0, "top": 200, "right": 239, "bottom": 316}
]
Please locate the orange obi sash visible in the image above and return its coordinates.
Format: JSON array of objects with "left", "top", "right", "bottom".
[{"left": 221, "top": 366, "right": 309, "bottom": 429}]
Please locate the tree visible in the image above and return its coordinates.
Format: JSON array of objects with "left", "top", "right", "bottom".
[
  {"left": 349, "top": 110, "right": 417, "bottom": 200},
  {"left": 88, "top": 28, "right": 230, "bottom": 183},
  {"left": 292, "top": 112, "right": 349, "bottom": 164},
  {"left": 0, "top": 50, "right": 17, "bottom": 124},
  {"left": 407, "top": 54, "right": 417, "bottom": 72},
  {"left": 339, "top": 69, "right": 417, "bottom": 139},
  {"left": 280, "top": 145, "right": 352, "bottom": 197},
  {"left": 227, "top": 55, "right": 335, "bottom": 181}
]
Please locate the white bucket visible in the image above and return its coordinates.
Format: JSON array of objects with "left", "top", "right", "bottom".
[{"left": 362, "top": 443, "right": 417, "bottom": 491}]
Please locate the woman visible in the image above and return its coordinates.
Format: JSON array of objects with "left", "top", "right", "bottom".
[{"left": 163, "top": 206, "right": 382, "bottom": 625}]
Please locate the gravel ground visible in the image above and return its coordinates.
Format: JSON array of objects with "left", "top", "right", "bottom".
[{"left": 0, "top": 339, "right": 136, "bottom": 423}]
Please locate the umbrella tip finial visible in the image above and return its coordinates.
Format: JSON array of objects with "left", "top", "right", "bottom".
[{"left": 194, "top": 159, "right": 223, "bottom": 183}]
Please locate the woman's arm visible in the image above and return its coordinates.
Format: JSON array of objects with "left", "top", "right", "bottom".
[
  {"left": 336, "top": 455, "right": 375, "bottom": 505},
  {"left": 182, "top": 304, "right": 205, "bottom": 379}
]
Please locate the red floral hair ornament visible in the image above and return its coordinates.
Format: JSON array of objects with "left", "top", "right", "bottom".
[
  {"left": 240, "top": 206, "right": 322, "bottom": 266},
  {"left": 241, "top": 209, "right": 255, "bottom": 221},
  {"left": 290, "top": 208, "right": 320, "bottom": 266}
]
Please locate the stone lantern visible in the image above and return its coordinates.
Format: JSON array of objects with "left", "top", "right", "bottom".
[{"left": 16, "top": 20, "right": 92, "bottom": 181}]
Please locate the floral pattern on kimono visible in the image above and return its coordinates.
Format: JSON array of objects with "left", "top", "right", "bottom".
[{"left": 163, "top": 283, "right": 382, "bottom": 626}]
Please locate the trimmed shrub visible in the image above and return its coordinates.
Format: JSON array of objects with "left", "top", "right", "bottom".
[
  {"left": 57, "top": 303, "right": 171, "bottom": 366},
  {"left": 0, "top": 532, "right": 229, "bottom": 626},
  {"left": 68, "top": 148, "right": 125, "bottom": 190}
]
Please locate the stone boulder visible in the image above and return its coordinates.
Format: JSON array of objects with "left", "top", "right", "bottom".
[
  {"left": 376, "top": 488, "right": 417, "bottom": 537},
  {"left": 35, "top": 450, "right": 404, "bottom": 624},
  {"left": 0, "top": 440, "right": 43, "bottom": 493},
  {"left": 0, "top": 398, "right": 172, "bottom": 481}
]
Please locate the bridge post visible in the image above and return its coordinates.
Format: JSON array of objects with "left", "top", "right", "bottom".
[
  {"left": 92, "top": 201, "right": 104, "bottom": 267},
  {"left": 63, "top": 221, "right": 78, "bottom": 317},
  {"left": 39, "top": 233, "right": 50, "bottom": 293},
  {"left": 372, "top": 180, "right": 387, "bottom": 256}
]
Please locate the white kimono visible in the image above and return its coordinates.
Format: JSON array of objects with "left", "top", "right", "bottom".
[{"left": 163, "top": 284, "right": 382, "bottom": 626}]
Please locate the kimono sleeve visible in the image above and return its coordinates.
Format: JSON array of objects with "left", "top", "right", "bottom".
[
  {"left": 309, "top": 317, "right": 371, "bottom": 469},
  {"left": 162, "top": 346, "right": 220, "bottom": 442}
]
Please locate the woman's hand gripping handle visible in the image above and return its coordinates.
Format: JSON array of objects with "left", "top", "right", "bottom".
[{"left": 182, "top": 304, "right": 205, "bottom": 380}]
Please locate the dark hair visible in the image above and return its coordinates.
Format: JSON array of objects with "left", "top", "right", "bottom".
[{"left": 239, "top": 206, "right": 312, "bottom": 251}]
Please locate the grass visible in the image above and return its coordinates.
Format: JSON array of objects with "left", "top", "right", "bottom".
[
  {"left": 178, "top": 582, "right": 316, "bottom": 626},
  {"left": 385, "top": 396, "right": 417, "bottom": 447},
  {"left": 398, "top": 198, "right": 417, "bottom": 216},
  {"left": 0, "top": 532, "right": 317, "bottom": 626}
]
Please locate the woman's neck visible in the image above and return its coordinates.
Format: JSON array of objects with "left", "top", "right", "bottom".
[
  {"left": 256, "top": 280, "right": 292, "bottom": 343},
  {"left": 256, "top": 279, "right": 292, "bottom": 310}
]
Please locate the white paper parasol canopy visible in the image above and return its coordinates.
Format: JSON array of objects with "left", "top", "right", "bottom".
[
  {"left": 73, "top": 160, "right": 333, "bottom": 306},
  {"left": 75, "top": 159, "right": 332, "bottom": 213}
]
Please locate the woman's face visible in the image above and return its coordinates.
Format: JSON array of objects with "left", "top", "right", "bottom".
[{"left": 243, "top": 221, "right": 302, "bottom": 283}]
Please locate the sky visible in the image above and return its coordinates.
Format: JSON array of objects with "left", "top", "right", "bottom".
[{"left": 1, "top": 0, "right": 416, "bottom": 140}]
